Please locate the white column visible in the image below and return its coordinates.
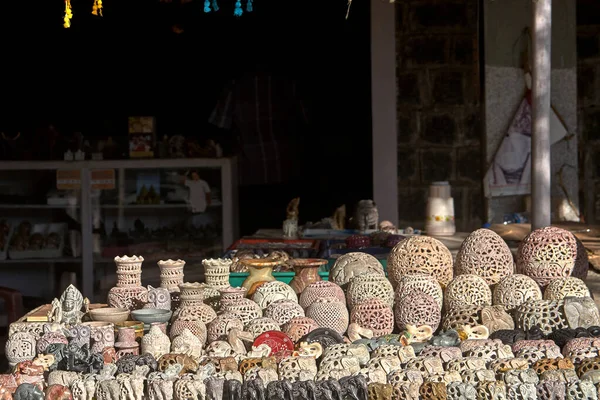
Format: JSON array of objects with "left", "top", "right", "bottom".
[
  {"left": 531, "top": 0, "right": 552, "bottom": 230},
  {"left": 371, "top": 0, "right": 398, "bottom": 224}
]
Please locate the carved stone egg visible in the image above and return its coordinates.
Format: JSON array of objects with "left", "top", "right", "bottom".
[
  {"left": 328, "top": 252, "right": 384, "bottom": 289},
  {"left": 387, "top": 236, "right": 454, "bottom": 288},
  {"left": 454, "top": 228, "right": 514, "bottom": 285},
  {"left": 493, "top": 274, "right": 542, "bottom": 311},
  {"left": 395, "top": 290, "right": 441, "bottom": 332},
  {"left": 444, "top": 274, "right": 492, "bottom": 310},
  {"left": 543, "top": 276, "right": 590, "bottom": 300},
  {"left": 395, "top": 274, "right": 443, "bottom": 310},
  {"left": 516, "top": 226, "right": 579, "bottom": 288}
]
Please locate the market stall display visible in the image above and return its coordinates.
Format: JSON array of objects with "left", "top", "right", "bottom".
[{"left": 3, "top": 226, "right": 600, "bottom": 399}]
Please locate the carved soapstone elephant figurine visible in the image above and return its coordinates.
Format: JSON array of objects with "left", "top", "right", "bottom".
[{"left": 564, "top": 297, "right": 600, "bottom": 329}]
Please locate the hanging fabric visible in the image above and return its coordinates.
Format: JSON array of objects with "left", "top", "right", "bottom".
[
  {"left": 246, "top": 0, "right": 253, "bottom": 12},
  {"left": 212, "top": 0, "right": 220, "bottom": 11},
  {"left": 64, "top": 0, "right": 73, "bottom": 28},
  {"left": 204, "top": 0, "right": 212, "bottom": 12}
]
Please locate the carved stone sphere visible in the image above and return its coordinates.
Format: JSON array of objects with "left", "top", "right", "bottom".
[
  {"left": 516, "top": 226, "right": 579, "bottom": 288},
  {"left": 455, "top": 228, "right": 514, "bottom": 285},
  {"left": 387, "top": 236, "right": 454, "bottom": 288},
  {"left": 543, "top": 276, "right": 590, "bottom": 300},
  {"left": 493, "top": 274, "right": 542, "bottom": 311},
  {"left": 395, "top": 290, "right": 441, "bottom": 332},
  {"left": 329, "top": 252, "right": 384, "bottom": 289},
  {"left": 395, "top": 274, "right": 443, "bottom": 311},
  {"left": 444, "top": 274, "right": 492, "bottom": 310}
]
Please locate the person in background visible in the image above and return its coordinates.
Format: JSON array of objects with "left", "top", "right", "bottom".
[
  {"left": 182, "top": 170, "right": 212, "bottom": 228},
  {"left": 209, "top": 54, "right": 309, "bottom": 236}
]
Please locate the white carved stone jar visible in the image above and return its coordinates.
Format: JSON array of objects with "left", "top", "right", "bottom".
[
  {"left": 108, "top": 255, "right": 148, "bottom": 311},
  {"left": 202, "top": 258, "right": 232, "bottom": 289},
  {"left": 82, "top": 321, "right": 115, "bottom": 353}
]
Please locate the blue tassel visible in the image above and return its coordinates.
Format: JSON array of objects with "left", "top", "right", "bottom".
[
  {"left": 212, "top": 0, "right": 219, "bottom": 11},
  {"left": 204, "top": 0, "right": 211, "bottom": 12},
  {"left": 246, "top": 0, "right": 253, "bottom": 12},
  {"left": 233, "top": 0, "right": 243, "bottom": 16}
]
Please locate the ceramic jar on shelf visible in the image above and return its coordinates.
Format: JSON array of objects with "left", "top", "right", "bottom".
[{"left": 108, "top": 256, "right": 148, "bottom": 311}]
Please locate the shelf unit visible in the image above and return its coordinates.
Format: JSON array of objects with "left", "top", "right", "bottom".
[{"left": 0, "top": 158, "right": 239, "bottom": 300}]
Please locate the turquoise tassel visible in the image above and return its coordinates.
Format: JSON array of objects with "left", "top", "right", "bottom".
[
  {"left": 212, "top": 0, "right": 219, "bottom": 11},
  {"left": 246, "top": 0, "right": 253, "bottom": 12},
  {"left": 204, "top": 0, "right": 211, "bottom": 12},
  {"left": 233, "top": 0, "right": 243, "bottom": 16}
]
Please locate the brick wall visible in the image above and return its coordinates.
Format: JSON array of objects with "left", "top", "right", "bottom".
[
  {"left": 578, "top": 0, "right": 600, "bottom": 223},
  {"left": 396, "top": 0, "right": 483, "bottom": 231}
]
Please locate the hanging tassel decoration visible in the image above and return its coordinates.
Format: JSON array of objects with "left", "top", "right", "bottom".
[
  {"left": 233, "top": 0, "right": 243, "bottom": 16},
  {"left": 204, "top": 0, "right": 211, "bottom": 12},
  {"left": 92, "top": 0, "right": 103, "bottom": 16},
  {"left": 345, "top": 0, "right": 352, "bottom": 19},
  {"left": 63, "top": 0, "right": 73, "bottom": 28},
  {"left": 246, "top": 0, "right": 253, "bottom": 12},
  {"left": 212, "top": 0, "right": 220, "bottom": 11}
]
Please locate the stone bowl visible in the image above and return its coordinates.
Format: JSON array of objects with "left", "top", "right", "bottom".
[
  {"left": 89, "top": 307, "right": 130, "bottom": 324},
  {"left": 131, "top": 309, "right": 172, "bottom": 330}
]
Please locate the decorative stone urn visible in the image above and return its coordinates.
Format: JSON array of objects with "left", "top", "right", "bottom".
[
  {"left": 170, "top": 283, "right": 216, "bottom": 344},
  {"left": 158, "top": 259, "right": 186, "bottom": 311},
  {"left": 108, "top": 255, "right": 148, "bottom": 311},
  {"left": 241, "top": 259, "right": 279, "bottom": 293},
  {"left": 288, "top": 259, "right": 326, "bottom": 295},
  {"left": 202, "top": 258, "right": 232, "bottom": 289}
]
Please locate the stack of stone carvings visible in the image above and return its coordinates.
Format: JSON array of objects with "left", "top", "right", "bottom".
[{"left": 2, "top": 226, "right": 600, "bottom": 400}]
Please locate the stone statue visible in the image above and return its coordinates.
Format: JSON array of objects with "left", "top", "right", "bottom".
[
  {"left": 47, "top": 298, "right": 63, "bottom": 324},
  {"left": 283, "top": 198, "right": 300, "bottom": 238},
  {"left": 59, "top": 285, "right": 86, "bottom": 325},
  {"left": 355, "top": 200, "right": 378, "bottom": 232}
]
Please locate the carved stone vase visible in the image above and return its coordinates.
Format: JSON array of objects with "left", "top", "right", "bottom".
[
  {"left": 219, "top": 286, "right": 263, "bottom": 325},
  {"left": 82, "top": 321, "right": 115, "bottom": 353},
  {"left": 114, "top": 327, "right": 139, "bottom": 360},
  {"left": 158, "top": 259, "right": 186, "bottom": 311},
  {"left": 289, "top": 259, "right": 327, "bottom": 295},
  {"left": 108, "top": 255, "right": 148, "bottom": 311},
  {"left": 202, "top": 258, "right": 232, "bottom": 289},
  {"left": 169, "top": 283, "right": 216, "bottom": 345},
  {"left": 241, "top": 259, "right": 279, "bottom": 293}
]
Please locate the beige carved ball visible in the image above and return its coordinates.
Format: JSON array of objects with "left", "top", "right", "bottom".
[
  {"left": 543, "top": 277, "right": 590, "bottom": 300},
  {"left": 394, "top": 274, "right": 443, "bottom": 310},
  {"left": 493, "top": 274, "right": 542, "bottom": 310},
  {"left": 387, "top": 236, "right": 454, "bottom": 288},
  {"left": 516, "top": 226, "right": 579, "bottom": 288},
  {"left": 346, "top": 273, "right": 394, "bottom": 308},
  {"left": 444, "top": 274, "right": 492, "bottom": 310},
  {"left": 329, "top": 252, "right": 385, "bottom": 289},
  {"left": 394, "top": 290, "right": 441, "bottom": 331},
  {"left": 454, "top": 228, "right": 514, "bottom": 285}
]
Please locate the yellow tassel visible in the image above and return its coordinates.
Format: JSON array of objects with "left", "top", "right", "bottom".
[
  {"left": 63, "top": 0, "right": 73, "bottom": 28},
  {"left": 92, "top": 0, "right": 103, "bottom": 16}
]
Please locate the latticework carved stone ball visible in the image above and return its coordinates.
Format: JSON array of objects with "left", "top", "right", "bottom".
[
  {"left": 493, "top": 274, "right": 542, "bottom": 310},
  {"left": 349, "top": 298, "right": 394, "bottom": 337},
  {"left": 514, "top": 299, "right": 568, "bottom": 335},
  {"left": 346, "top": 273, "right": 394, "bottom": 308},
  {"left": 395, "top": 290, "right": 441, "bottom": 331},
  {"left": 394, "top": 274, "right": 443, "bottom": 310},
  {"left": 574, "top": 237, "right": 589, "bottom": 280},
  {"left": 329, "top": 252, "right": 385, "bottom": 289},
  {"left": 516, "top": 226, "right": 579, "bottom": 288},
  {"left": 387, "top": 236, "right": 454, "bottom": 288},
  {"left": 543, "top": 276, "right": 590, "bottom": 300},
  {"left": 444, "top": 274, "right": 492, "bottom": 310},
  {"left": 442, "top": 304, "right": 482, "bottom": 330},
  {"left": 299, "top": 281, "right": 345, "bottom": 310},
  {"left": 454, "top": 228, "right": 514, "bottom": 285}
]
